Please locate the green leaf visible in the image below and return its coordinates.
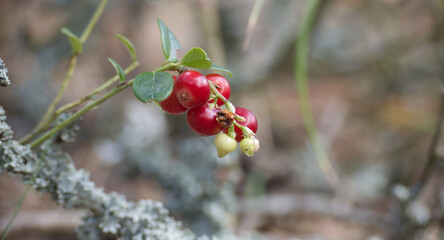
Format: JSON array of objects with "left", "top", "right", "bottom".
[
  {"left": 210, "top": 64, "right": 233, "bottom": 77},
  {"left": 181, "top": 47, "right": 212, "bottom": 69},
  {"left": 108, "top": 58, "right": 125, "bottom": 83},
  {"left": 157, "top": 19, "right": 181, "bottom": 63},
  {"left": 132, "top": 71, "right": 174, "bottom": 103},
  {"left": 115, "top": 34, "right": 137, "bottom": 62},
  {"left": 61, "top": 27, "right": 83, "bottom": 55}
]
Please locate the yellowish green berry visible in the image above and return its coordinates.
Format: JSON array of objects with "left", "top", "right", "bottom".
[
  {"left": 240, "top": 138, "right": 257, "bottom": 157},
  {"left": 214, "top": 133, "right": 237, "bottom": 158}
]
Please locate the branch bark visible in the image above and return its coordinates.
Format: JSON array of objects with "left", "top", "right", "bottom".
[{"left": 0, "top": 106, "right": 209, "bottom": 239}]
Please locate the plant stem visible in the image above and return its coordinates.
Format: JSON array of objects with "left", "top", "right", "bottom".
[
  {"left": 0, "top": 186, "right": 32, "bottom": 240},
  {"left": 79, "top": 0, "right": 109, "bottom": 43},
  {"left": 208, "top": 81, "right": 228, "bottom": 103},
  {"left": 21, "top": 0, "right": 109, "bottom": 145},
  {"left": 242, "top": 0, "right": 266, "bottom": 52},
  {"left": 294, "top": 0, "right": 340, "bottom": 190},
  {"left": 29, "top": 79, "right": 134, "bottom": 149},
  {"left": 28, "top": 62, "right": 178, "bottom": 149},
  {"left": 19, "top": 61, "right": 139, "bottom": 145},
  {"left": 233, "top": 120, "right": 254, "bottom": 137},
  {"left": 410, "top": 91, "right": 444, "bottom": 200},
  {"left": 1, "top": 140, "right": 52, "bottom": 240},
  {"left": 153, "top": 62, "right": 179, "bottom": 72},
  {"left": 208, "top": 80, "right": 236, "bottom": 112},
  {"left": 208, "top": 79, "right": 254, "bottom": 138},
  {"left": 55, "top": 61, "right": 140, "bottom": 114},
  {"left": 33, "top": 56, "right": 77, "bottom": 133}
]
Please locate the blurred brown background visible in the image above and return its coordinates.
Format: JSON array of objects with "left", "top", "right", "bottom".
[{"left": 1, "top": 0, "right": 444, "bottom": 239}]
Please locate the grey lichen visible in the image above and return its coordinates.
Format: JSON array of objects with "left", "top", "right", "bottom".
[
  {"left": 115, "top": 102, "right": 239, "bottom": 236},
  {"left": 126, "top": 140, "right": 237, "bottom": 235},
  {"left": 0, "top": 106, "right": 209, "bottom": 239},
  {"left": 0, "top": 58, "right": 11, "bottom": 87}
]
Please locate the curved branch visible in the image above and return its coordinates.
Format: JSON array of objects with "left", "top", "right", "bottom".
[{"left": 0, "top": 106, "right": 207, "bottom": 239}]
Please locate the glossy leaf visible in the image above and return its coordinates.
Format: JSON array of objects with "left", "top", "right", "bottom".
[
  {"left": 61, "top": 28, "right": 83, "bottom": 55},
  {"left": 210, "top": 64, "right": 233, "bottom": 77},
  {"left": 181, "top": 47, "right": 212, "bottom": 69},
  {"left": 157, "top": 19, "right": 181, "bottom": 63},
  {"left": 133, "top": 71, "right": 174, "bottom": 103},
  {"left": 115, "top": 34, "right": 137, "bottom": 62},
  {"left": 108, "top": 58, "right": 125, "bottom": 83}
]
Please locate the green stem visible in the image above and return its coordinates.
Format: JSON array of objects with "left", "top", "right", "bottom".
[
  {"left": 33, "top": 56, "right": 77, "bottom": 133},
  {"left": 55, "top": 61, "right": 139, "bottom": 115},
  {"left": 19, "top": 61, "right": 139, "bottom": 145},
  {"left": 153, "top": 62, "right": 179, "bottom": 72},
  {"left": 20, "top": 0, "right": 109, "bottom": 145},
  {"left": 242, "top": 0, "right": 266, "bottom": 51},
  {"left": 294, "top": 0, "right": 340, "bottom": 189},
  {"left": 1, "top": 140, "right": 52, "bottom": 240},
  {"left": 208, "top": 81, "right": 228, "bottom": 103},
  {"left": 233, "top": 120, "right": 254, "bottom": 137},
  {"left": 0, "top": 187, "right": 32, "bottom": 240},
  {"left": 29, "top": 79, "right": 134, "bottom": 149},
  {"left": 28, "top": 62, "right": 178, "bottom": 149},
  {"left": 208, "top": 80, "right": 254, "bottom": 139},
  {"left": 79, "top": 0, "right": 109, "bottom": 43},
  {"left": 208, "top": 80, "right": 235, "bottom": 112}
]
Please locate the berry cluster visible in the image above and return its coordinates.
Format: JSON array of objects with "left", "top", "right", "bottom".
[{"left": 159, "top": 70, "right": 259, "bottom": 157}]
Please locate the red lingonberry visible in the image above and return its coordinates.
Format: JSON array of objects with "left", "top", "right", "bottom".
[
  {"left": 224, "top": 107, "right": 258, "bottom": 142},
  {"left": 187, "top": 105, "right": 223, "bottom": 136},
  {"left": 206, "top": 74, "right": 231, "bottom": 106},
  {"left": 175, "top": 71, "right": 211, "bottom": 109},
  {"left": 159, "top": 76, "right": 188, "bottom": 115}
]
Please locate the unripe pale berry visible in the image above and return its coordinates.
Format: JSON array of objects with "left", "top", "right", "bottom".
[
  {"left": 214, "top": 133, "right": 237, "bottom": 157},
  {"left": 240, "top": 138, "right": 258, "bottom": 157}
]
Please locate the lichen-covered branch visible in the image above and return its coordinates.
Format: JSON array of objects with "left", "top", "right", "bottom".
[
  {"left": 0, "top": 58, "right": 10, "bottom": 87},
  {"left": 125, "top": 138, "right": 237, "bottom": 235},
  {"left": 0, "top": 106, "right": 210, "bottom": 240}
]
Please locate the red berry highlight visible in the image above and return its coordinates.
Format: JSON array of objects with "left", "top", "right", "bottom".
[
  {"left": 175, "top": 71, "right": 211, "bottom": 109},
  {"left": 187, "top": 105, "right": 223, "bottom": 136},
  {"left": 206, "top": 74, "right": 231, "bottom": 106},
  {"left": 159, "top": 76, "right": 187, "bottom": 115}
]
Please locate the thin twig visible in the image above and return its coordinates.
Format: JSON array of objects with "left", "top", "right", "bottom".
[
  {"left": 407, "top": 1, "right": 444, "bottom": 201},
  {"left": 29, "top": 62, "right": 177, "bottom": 149},
  {"left": 34, "top": 56, "right": 77, "bottom": 131},
  {"left": 55, "top": 61, "right": 139, "bottom": 115},
  {"left": 21, "top": 0, "right": 109, "bottom": 145},
  {"left": 294, "top": 0, "right": 341, "bottom": 191},
  {"left": 242, "top": 0, "right": 267, "bottom": 52},
  {"left": 79, "top": 0, "right": 110, "bottom": 43},
  {"left": 410, "top": 91, "right": 444, "bottom": 200},
  {"left": 29, "top": 79, "right": 134, "bottom": 149},
  {"left": 1, "top": 140, "right": 52, "bottom": 240},
  {"left": 19, "top": 61, "right": 139, "bottom": 144}
]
